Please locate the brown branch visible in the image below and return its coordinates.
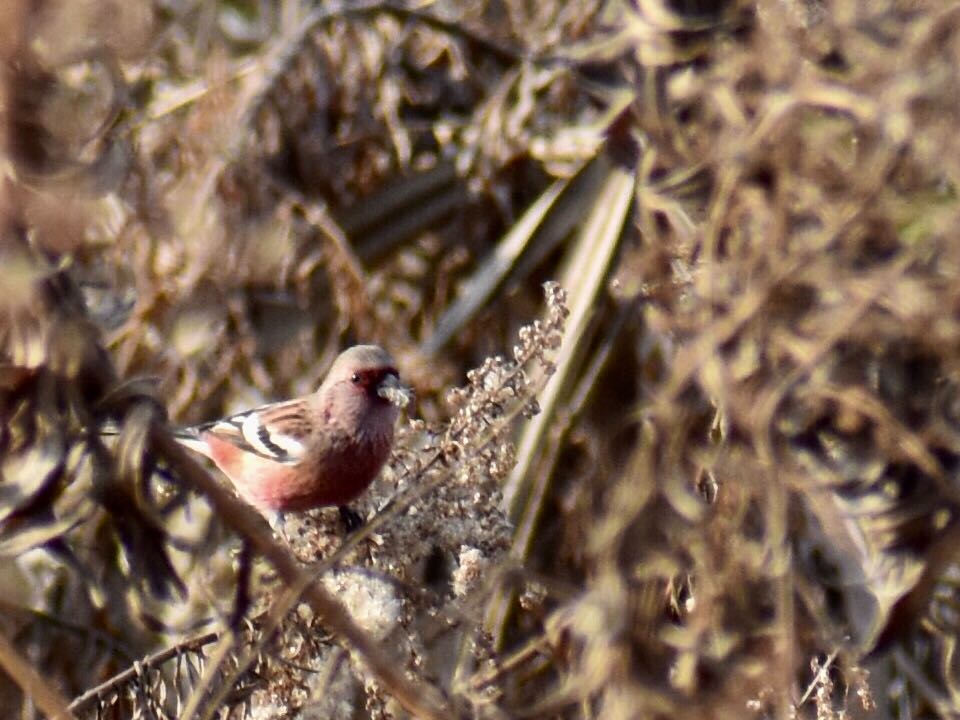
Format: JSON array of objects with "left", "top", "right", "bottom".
[{"left": 68, "top": 631, "right": 220, "bottom": 713}]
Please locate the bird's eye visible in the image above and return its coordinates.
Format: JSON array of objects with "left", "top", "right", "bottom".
[{"left": 351, "top": 372, "right": 362, "bottom": 384}]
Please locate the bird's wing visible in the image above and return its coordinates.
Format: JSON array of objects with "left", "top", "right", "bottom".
[{"left": 194, "top": 398, "right": 312, "bottom": 465}]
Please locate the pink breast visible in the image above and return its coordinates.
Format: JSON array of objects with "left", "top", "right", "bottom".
[{"left": 200, "top": 431, "right": 393, "bottom": 512}]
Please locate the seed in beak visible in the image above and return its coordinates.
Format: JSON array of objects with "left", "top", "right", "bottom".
[{"left": 377, "top": 374, "right": 412, "bottom": 408}]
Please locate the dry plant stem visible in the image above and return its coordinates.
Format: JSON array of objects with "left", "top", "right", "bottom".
[
  {"left": 0, "top": 628, "right": 77, "bottom": 720},
  {"left": 797, "top": 650, "right": 837, "bottom": 707},
  {"left": 292, "top": 194, "right": 377, "bottom": 339},
  {"left": 459, "top": 313, "right": 627, "bottom": 698},
  {"left": 194, "top": 584, "right": 305, "bottom": 720},
  {"left": 485, "top": 165, "right": 632, "bottom": 659},
  {"left": 147, "top": 427, "right": 451, "bottom": 720},
  {"left": 69, "top": 631, "right": 220, "bottom": 712},
  {"left": 180, "top": 629, "right": 241, "bottom": 720},
  {"left": 307, "top": 647, "right": 347, "bottom": 702},
  {"left": 468, "top": 635, "right": 547, "bottom": 692}
]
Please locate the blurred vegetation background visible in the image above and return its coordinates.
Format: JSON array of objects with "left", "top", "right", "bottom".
[{"left": 4, "top": 0, "right": 960, "bottom": 717}]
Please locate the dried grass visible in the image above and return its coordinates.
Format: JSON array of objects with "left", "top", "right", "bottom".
[{"left": 3, "top": 0, "right": 960, "bottom": 718}]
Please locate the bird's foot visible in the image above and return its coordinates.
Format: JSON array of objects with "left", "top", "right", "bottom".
[
  {"left": 338, "top": 505, "right": 364, "bottom": 534},
  {"left": 266, "top": 511, "right": 317, "bottom": 562},
  {"left": 267, "top": 511, "right": 292, "bottom": 546}
]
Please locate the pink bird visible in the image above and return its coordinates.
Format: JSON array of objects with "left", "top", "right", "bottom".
[{"left": 174, "top": 345, "right": 411, "bottom": 533}]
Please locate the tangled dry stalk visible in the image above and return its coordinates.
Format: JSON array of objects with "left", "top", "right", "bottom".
[{"left": 4, "top": 0, "right": 960, "bottom": 718}]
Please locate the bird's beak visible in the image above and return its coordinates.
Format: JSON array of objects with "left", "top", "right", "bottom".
[{"left": 377, "top": 373, "right": 413, "bottom": 408}]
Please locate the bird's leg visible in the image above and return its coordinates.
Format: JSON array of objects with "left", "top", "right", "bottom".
[
  {"left": 267, "top": 510, "right": 317, "bottom": 563},
  {"left": 338, "top": 505, "right": 364, "bottom": 534},
  {"left": 266, "top": 510, "right": 292, "bottom": 545}
]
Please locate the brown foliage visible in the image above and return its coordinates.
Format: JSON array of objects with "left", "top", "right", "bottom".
[{"left": 5, "top": 0, "right": 960, "bottom": 719}]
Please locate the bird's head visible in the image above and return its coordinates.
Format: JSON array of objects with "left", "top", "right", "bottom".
[{"left": 320, "top": 345, "right": 412, "bottom": 431}]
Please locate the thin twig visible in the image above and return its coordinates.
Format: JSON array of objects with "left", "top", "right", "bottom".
[
  {"left": 180, "top": 629, "right": 240, "bottom": 720},
  {"left": 797, "top": 650, "right": 837, "bottom": 707},
  {"left": 69, "top": 631, "right": 220, "bottom": 712}
]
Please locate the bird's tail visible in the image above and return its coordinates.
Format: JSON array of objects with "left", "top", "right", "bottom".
[
  {"left": 100, "top": 421, "right": 209, "bottom": 456},
  {"left": 169, "top": 426, "right": 210, "bottom": 455}
]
